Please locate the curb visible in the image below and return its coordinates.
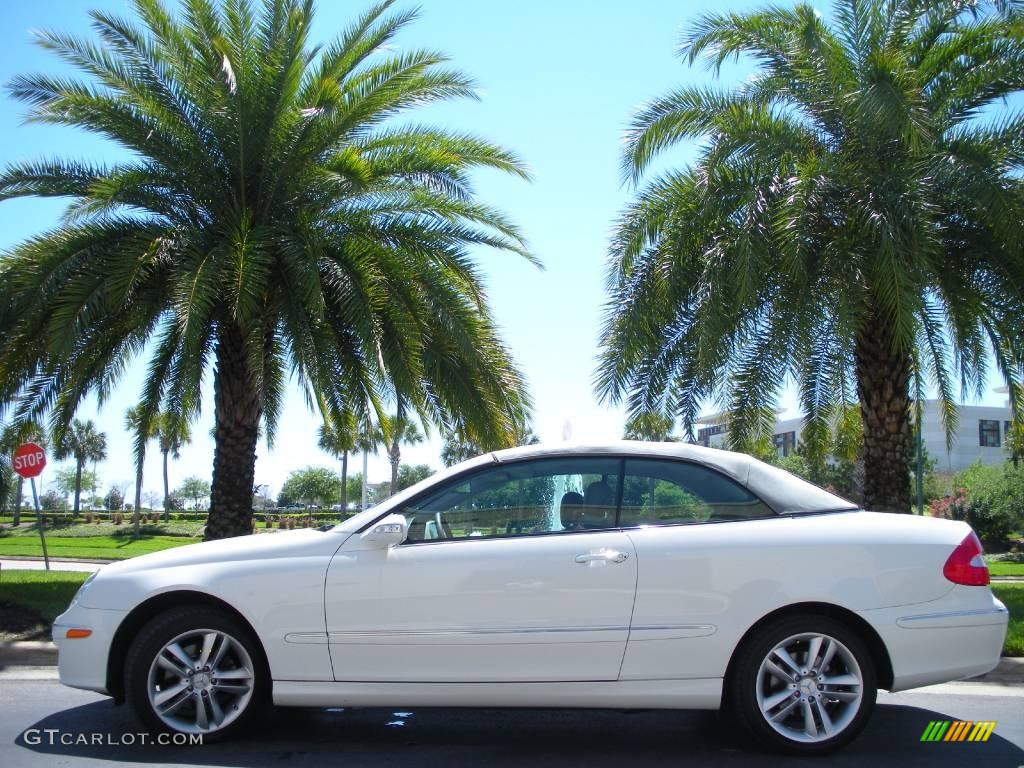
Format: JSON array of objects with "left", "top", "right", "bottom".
[
  {"left": 967, "top": 657, "right": 1024, "bottom": 684},
  {"left": 0, "top": 640, "right": 57, "bottom": 667},
  {"left": 0, "top": 555, "right": 114, "bottom": 564}
]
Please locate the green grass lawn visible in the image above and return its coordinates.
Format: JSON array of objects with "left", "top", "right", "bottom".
[
  {"left": 992, "top": 583, "right": 1023, "bottom": 657},
  {"left": 987, "top": 554, "right": 1024, "bottom": 578},
  {"left": 0, "top": 534, "right": 200, "bottom": 560},
  {"left": 0, "top": 569, "right": 89, "bottom": 623}
]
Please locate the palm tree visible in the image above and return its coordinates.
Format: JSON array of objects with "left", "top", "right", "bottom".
[
  {"left": 0, "top": 0, "right": 533, "bottom": 539},
  {"left": 155, "top": 412, "right": 191, "bottom": 522},
  {"left": 597, "top": 0, "right": 1024, "bottom": 512},
  {"left": 318, "top": 408, "right": 357, "bottom": 518},
  {"left": 440, "top": 433, "right": 479, "bottom": 468},
  {"left": 54, "top": 418, "right": 107, "bottom": 517},
  {"left": 0, "top": 419, "right": 47, "bottom": 525},
  {"left": 384, "top": 408, "right": 424, "bottom": 496},
  {"left": 354, "top": 417, "right": 386, "bottom": 508},
  {"left": 440, "top": 425, "right": 539, "bottom": 466},
  {"left": 125, "top": 405, "right": 159, "bottom": 535},
  {"left": 623, "top": 411, "right": 677, "bottom": 442}
]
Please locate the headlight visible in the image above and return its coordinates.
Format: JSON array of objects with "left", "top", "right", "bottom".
[{"left": 71, "top": 571, "right": 98, "bottom": 605}]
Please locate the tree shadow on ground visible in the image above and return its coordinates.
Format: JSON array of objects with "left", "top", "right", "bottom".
[{"left": 14, "top": 701, "right": 1024, "bottom": 768}]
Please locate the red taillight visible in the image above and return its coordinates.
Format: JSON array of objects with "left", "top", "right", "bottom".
[{"left": 943, "top": 531, "right": 989, "bottom": 586}]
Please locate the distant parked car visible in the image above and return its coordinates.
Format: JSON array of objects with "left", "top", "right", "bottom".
[{"left": 53, "top": 442, "right": 1007, "bottom": 754}]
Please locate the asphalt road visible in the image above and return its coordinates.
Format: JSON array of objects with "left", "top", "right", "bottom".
[{"left": 1, "top": 672, "right": 1021, "bottom": 768}]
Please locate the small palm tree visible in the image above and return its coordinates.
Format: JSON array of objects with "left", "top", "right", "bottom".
[
  {"left": 0, "top": 0, "right": 533, "bottom": 539},
  {"left": 440, "top": 433, "right": 479, "bottom": 468},
  {"left": 155, "top": 412, "right": 191, "bottom": 521},
  {"left": 598, "top": 0, "right": 1024, "bottom": 512},
  {"left": 346, "top": 416, "right": 386, "bottom": 508},
  {"left": 54, "top": 418, "right": 107, "bottom": 517},
  {"left": 440, "top": 425, "right": 539, "bottom": 466},
  {"left": 0, "top": 419, "right": 47, "bottom": 525},
  {"left": 318, "top": 408, "right": 357, "bottom": 517},
  {"left": 125, "top": 405, "right": 160, "bottom": 536},
  {"left": 384, "top": 408, "right": 424, "bottom": 496}
]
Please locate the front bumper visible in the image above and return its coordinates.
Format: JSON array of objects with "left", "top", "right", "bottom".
[
  {"left": 861, "top": 586, "right": 1008, "bottom": 692},
  {"left": 53, "top": 602, "right": 128, "bottom": 694}
]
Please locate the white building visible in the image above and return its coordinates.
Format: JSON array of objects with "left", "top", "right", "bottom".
[{"left": 695, "top": 399, "right": 1014, "bottom": 473}]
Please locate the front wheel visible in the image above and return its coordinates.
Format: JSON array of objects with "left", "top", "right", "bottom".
[
  {"left": 125, "top": 605, "right": 269, "bottom": 741},
  {"left": 728, "top": 614, "right": 877, "bottom": 754}
]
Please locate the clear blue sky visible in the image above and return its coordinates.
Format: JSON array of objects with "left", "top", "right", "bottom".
[{"left": 0, "top": 0, "right": 1009, "bottom": 502}]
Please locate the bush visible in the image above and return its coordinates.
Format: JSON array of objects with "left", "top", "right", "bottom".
[
  {"left": 948, "top": 462, "right": 1024, "bottom": 544},
  {"left": 932, "top": 488, "right": 1018, "bottom": 549},
  {"left": 772, "top": 453, "right": 861, "bottom": 503}
]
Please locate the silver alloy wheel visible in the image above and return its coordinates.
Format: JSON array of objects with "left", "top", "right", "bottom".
[
  {"left": 755, "top": 632, "right": 863, "bottom": 744},
  {"left": 146, "top": 627, "right": 255, "bottom": 734}
]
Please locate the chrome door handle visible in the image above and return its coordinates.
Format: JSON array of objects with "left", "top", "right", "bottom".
[{"left": 575, "top": 550, "right": 629, "bottom": 564}]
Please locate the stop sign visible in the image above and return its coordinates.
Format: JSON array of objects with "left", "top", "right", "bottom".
[{"left": 12, "top": 443, "right": 46, "bottom": 479}]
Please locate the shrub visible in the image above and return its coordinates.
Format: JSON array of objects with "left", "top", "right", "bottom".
[
  {"left": 83, "top": 512, "right": 93, "bottom": 524},
  {"left": 775, "top": 454, "right": 812, "bottom": 480},
  {"left": 932, "top": 487, "right": 1018, "bottom": 549},
  {"left": 954, "top": 462, "right": 1024, "bottom": 539},
  {"left": 112, "top": 512, "right": 123, "bottom": 525}
]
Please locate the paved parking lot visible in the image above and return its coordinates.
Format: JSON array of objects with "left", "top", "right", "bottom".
[{"left": 1, "top": 673, "right": 1021, "bottom": 767}]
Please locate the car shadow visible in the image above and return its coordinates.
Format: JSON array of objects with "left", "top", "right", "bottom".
[{"left": 13, "top": 701, "right": 1024, "bottom": 767}]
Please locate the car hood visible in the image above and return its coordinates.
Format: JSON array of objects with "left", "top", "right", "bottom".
[{"left": 96, "top": 528, "right": 349, "bottom": 576}]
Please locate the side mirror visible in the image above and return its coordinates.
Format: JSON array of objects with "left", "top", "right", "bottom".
[{"left": 360, "top": 513, "right": 408, "bottom": 549}]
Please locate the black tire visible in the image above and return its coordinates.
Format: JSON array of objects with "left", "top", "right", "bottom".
[
  {"left": 124, "top": 605, "right": 270, "bottom": 742},
  {"left": 728, "top": 614, "right": 877, "bottom": 755}
]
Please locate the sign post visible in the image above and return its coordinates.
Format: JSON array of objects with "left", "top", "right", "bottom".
[{"left": 12, "top": 443, "right": 48, "bottom": 571}]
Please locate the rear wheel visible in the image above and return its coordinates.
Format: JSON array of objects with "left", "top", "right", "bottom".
[
  {"left": 125, "top": 605, "right": 269, "bottom": 741},
  {"left": 729, "top": 614, "right": 876, "bottom": 754}
]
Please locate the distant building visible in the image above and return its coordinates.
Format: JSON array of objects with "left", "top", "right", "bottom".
[{"left": 695, "top": 399, "right": 1014, "bottom": 473}]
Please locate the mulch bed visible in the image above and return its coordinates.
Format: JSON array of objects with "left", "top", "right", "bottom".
[{"left": 0, "top": 600, "right": 50, "bottom": 641}]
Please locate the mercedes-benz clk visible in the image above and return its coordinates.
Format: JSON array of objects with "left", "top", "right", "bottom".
[{"left": 54, "top": 442, "right": 1008, "bottom": 754}]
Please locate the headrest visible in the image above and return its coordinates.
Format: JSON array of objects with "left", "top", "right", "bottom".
[{"left": 559, "top": 491, "right": 585, "bottom": 528}]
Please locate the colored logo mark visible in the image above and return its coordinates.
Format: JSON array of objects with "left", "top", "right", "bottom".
[{"left": 920, "top": 721, "right": 997, "bottom": 742}]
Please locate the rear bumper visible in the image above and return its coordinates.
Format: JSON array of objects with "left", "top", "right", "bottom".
[
  {"left": 860, "top": 587, "right": 1008, "bottom": 692},
  {"left": 53, "top": 602, "right": 127, "bottom": 695}
]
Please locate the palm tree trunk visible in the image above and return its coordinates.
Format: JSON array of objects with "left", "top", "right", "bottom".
[
  {"left": 206, "top": 324, "right": 261, "bottom": 540},
  {"left": 855, "top": 318, "right": 912, "bottom": 513},
  {"left": 13, "top": 478, "right": 23, "bottom": 526},
  {"left": 340, "top": 450, "right": 348, "bottom": 520},
  {"left": 162, "top": 449, "right": 170, "bottom": 522},
  {"left": 133, "top": 462, "right": 143, "bottom": 538},
  {"left": 389, "top": 440, "right": 400, "bottom": 496},
  {"left": 73, "top": 459, "right": 83, "bottom": 518}
]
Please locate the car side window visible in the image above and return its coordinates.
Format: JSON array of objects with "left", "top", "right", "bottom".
[
  {"left": 401, "top": 457, "right": 620, "bottom": 543},
  {"left": 620, "top": 459, "right": 773, "bottom": 526}
]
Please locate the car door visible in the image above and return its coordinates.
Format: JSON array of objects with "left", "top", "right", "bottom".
[
  {"left": 325, "top": 456, "right": 638, "bottom": 682},
  {"left": 615, "top": 457, "right": 779, "bottom": 681}
]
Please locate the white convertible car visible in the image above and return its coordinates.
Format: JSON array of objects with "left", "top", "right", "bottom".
[{"left": 54, "top": 442, "right": 1008, "bottom": 754}]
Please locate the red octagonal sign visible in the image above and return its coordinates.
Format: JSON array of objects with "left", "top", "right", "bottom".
[{"left": 12, "top": 442, "right": 46, "bottom": 479}]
